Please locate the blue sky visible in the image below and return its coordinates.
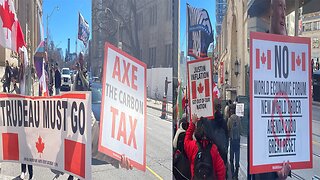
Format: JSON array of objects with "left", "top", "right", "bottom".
[
  {"left": 180, "top": 0, "right": 216, "bottom": 54},
  {"left": 43, "top": 0, "right": 91, "bottom": 56},
  {"left": 42, "top": 0, "right": 214, "bottom": 57}
]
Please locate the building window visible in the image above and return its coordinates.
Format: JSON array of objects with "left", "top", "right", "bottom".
[
  {"left": 149, "top": 47, "right": 156, "bottom": 68},
  {"left": 166, "top": 0, "right": 172, "bottom": 21},
  {"left": 313, "top": 38, "right": 319, "bottom": 48},
  {"left": 165, "top": 44, "right": 172, "bottom": 66},
  {"left": 138, "top": 12, "right": 143, "bottom": 31},
  {"left": 314, "top": 21, "right": 320, "bottom": 31},
  {"left": 304, "top": 22, "right": 312, "bottom": 31},
  {"left": 140, "top": 49, "right": 143, "bottom": 60},
  {"left": 150, "top": 4, "right": 157, "bottom": 26}
]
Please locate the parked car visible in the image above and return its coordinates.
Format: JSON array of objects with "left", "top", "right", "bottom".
[
  {"left": 313, "top": 70, "right": 320, "bottom": 102},
  {"left": 61, "top": 68, "right": 72, "bottom": 91},
  {"left": 91, "top": 82, "right": 102, "bottom": 121},
  {"left": 90, "top": 82, "right": 119, "bottom": 165}
]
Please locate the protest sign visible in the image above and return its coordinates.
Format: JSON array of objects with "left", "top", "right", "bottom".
[
  {"left": 236, "top": 103, "right": 244, "bottom": 117},
  {"left": 98, "top": 43, "right": 147, "bottom": 171},
  {"left": 0, "top": 92, "right": 92, "bottom": 179},
  {"left": 187, "top": 58, "right": 214, "bottom": 120},
  {"left": 250, "top": 32, "right": 312, "bottom": 174}
]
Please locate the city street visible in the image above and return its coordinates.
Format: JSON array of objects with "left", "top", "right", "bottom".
[
  {"left": 238, "top": 103, "right": 320, "bottom": 180},
  {"left": 0, "top": 107, "right": 172, "bottom": 180}
]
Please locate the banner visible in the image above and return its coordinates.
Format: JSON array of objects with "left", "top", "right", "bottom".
[
  {"left": 187, "top": 4, "right": 213, "bottom": 58},
  {"left": 98, "top": 43, "right": 147, "bottom": 171},
  {"left": 187, "top": 58, "right": 214, "bottom": 120},
  {"left": 0, "top": 93, "right": 92, "bottom": 179},
  {"left": 250, "top": 32, "right": 312, "bottom": 174},
  {"left": 78, "top": 12, "right": 90, "bottom": 46}
]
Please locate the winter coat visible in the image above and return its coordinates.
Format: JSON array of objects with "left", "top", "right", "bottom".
[
  {"left": 205, "top": 111, "right": 229, "bottom": 165},
  {"left": 54, "top": 70, "right": 61, "bottom": 88},
  {"left": 184, "top": 122, "right": 226, "bottom": 180}
]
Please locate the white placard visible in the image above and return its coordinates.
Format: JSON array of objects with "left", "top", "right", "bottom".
[{"left": 98, "top": 43, "right": 147, "bottom": 171}]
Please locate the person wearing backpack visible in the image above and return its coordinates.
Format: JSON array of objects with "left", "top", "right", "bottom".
[
  {"left": 227, "top": 104, "right": 242, "bottom": 180},
  {"left": 184, "top": 114, "right": 225, "bottom": 180},
  {"left": 173, "top": 115, "right": 191, "bottom": 180}
]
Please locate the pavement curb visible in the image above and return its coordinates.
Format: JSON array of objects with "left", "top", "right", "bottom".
[
  {"left": 313, "top": 101, "right": 320, "bottom": 106},
  {"left": 146, "top": 104, "right": 173, "bottom": 115}
]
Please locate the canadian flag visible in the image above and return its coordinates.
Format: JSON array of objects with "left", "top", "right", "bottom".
[
  {"left": 256, "top": 48, "right": 271, "bottom": 70},
  {"left": 39, "top": 60, "right": 48, "bottom": 96},
  {"left": 291, "top": 52, "right": 306, "bottom": 71},
  {"left": 0, "top": 0, "right": 26, "bottom": 52},
  {"left": 213, "top": 82, "right": 220, "bottom": 98},
  {"left": 191, "top": 79, "right": 210, "bottom": 99}
]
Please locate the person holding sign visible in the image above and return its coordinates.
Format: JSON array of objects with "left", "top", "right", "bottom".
[
  {"left": 67, "top": 52, "right": 132, "bottom": 180},
  {"left": 253, "top": 0, "right": 292, "bottom": 179},
  {"left": 184, "top": 114, "right": 226, "bottom": 180}
]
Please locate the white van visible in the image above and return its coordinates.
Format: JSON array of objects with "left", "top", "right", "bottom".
[{"left": 61, "top": 68, "right": 71, "bottom": 91}]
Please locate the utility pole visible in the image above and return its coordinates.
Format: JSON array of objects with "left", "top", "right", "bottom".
[
  {"left": 172, "top": 0, "right": 180, "bottom": 124},
  {"left": 46, "top": 6, "right": 59, "bottom": 61}
]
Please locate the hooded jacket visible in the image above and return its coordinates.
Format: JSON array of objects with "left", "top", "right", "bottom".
[{"left": 184, "top": 122, "right": 226, "bottom": 180}]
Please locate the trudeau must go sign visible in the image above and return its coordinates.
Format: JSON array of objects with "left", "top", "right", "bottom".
[
  {"left": 0, "top": 93, "right": 92, "bottom": 180},
  {"left": 250, "top": 32, "right": 312, "bottom": 174},
  {"left": 187, "top": 58, "right": 214, "bottom": 120},
  {"left": 98, "top": 43, "right": 147, "bottom": 171}
]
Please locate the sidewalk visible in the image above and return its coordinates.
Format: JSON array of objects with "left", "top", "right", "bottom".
[
  {"left": 146, "top": 98, "right": 173, "bottom": 114},
  {"left": 313, "top": 100, "right": 320, "bottom": 107},
  {"left": 232, "top": 135, "right": 248, "bottom": 180}
]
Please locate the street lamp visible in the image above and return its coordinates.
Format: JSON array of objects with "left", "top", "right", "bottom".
[
  {"left": 235, "top": 59, "right": 240, "bottom": 76},
  {"left": 46, "top": 6, "right": 59, "bottom": 49},
  {"left": 225, "top": 70, "right": 229, "bottom": 84}
]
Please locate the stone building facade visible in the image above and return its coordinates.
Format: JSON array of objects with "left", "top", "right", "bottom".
[
  {"left": 91, "top": 0, "right": 173, "bottom": 78},
  {"left": 301, "top": 11, "right": 320, "bottom": 66},
  {"left": 215, "top": 0, "right": 248, "bottom": 101}
]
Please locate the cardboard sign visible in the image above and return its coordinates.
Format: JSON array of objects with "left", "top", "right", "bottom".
[
  {"left": 187, "top": 58, "right": 214, "bottom": 120},
  {"left": 0, "top": 93, "right": 92, "bottom": 180},
  {"left": 250, "top": 32, "right": 312, "bottom": 174},
  {"left": 236, "top": 103, "right": 244, "bottom": 117},
  {"left": 98, "top": 43, "right": 147, "bottom": 171}
]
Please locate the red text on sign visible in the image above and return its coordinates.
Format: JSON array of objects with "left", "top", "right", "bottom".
[
  {"left": 112, "top": 56, "right": 138, "bottom": 91},
  {"left": 110, "top": 106, "right": 137, "bottom": 149}
]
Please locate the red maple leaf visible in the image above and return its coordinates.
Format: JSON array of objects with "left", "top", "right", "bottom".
[
  {"left": 197, "top": 82, "right": 204, "bottom": 94},
  {"left": 213, "top": 91, "right": 218, "bottom": 98},
  {"left": 0, "top": 0, "right": 15, "bottom": 37},
  {"left": 261, "top": 52, "right": 266, "bottom": 64},
  {"left": 36, "top": 136, "right": 45, "bottom": 157},
  {"left": 296, "top": 55, "right": 301, "bottom": 66}
]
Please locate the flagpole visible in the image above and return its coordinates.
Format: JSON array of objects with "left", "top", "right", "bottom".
[
  {"left": 186, "top": 1, "right": 189, "bottom": 120},
  {"left": 76, "top": 12, "right": 79, "bottom": 55}
]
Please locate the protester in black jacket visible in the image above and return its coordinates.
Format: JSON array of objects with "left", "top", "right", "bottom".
[
  {"left": 2, "top": 61, "right": 12, "bottom": 92},
  {"left": 211, "top": 103, "right": 229, "bottom": 165}
]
